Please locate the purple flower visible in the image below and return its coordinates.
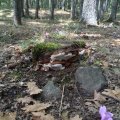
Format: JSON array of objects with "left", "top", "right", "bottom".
[
  {"left": 45, "top": 32, "right": 49, "bottom": 38},
  {"left": 99, "top": 106, "right": 113, "bottom": 120}
]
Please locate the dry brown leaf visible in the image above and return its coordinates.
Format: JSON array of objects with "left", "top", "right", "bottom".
[
  {"left": 32, "top": 112, "right": 54, "bottom": 120},
  {"left": 61, "top": 110, "right": 69, "bottom": 120},
  {"left": 113, "top": 39, "right": 120, "bottom": 46},
  {"left": 85, "top": 91, "right": 105, "bottom": 108},
  {"left": 102, "top": 61, "right": 109, "bottom": 68},
  {"left": 70, "top": 115, "right": 82, "bottom": 120},
  {"left": 22, "top": 102, "right": 51, "bottom": 113},
  {"left": 27, "top": 82, "right": 42, "bottom": 95},
  {"left": 102, "top": 88, "right": 120, "bottom": 101},
  {"left": 94, "top": 90, "right": 106, "bottom": 102},
  {"left": 0, "top": 72, "right": 6, "bottom": 79},
  {"left": 86, "top": 49, "right": 92, "bottom": 56},
  {"left": 0, "top": 112, "right": 16, "bottom": 120},
  {"left": 17, "top": 96, "right": 35, "bottom": 104},
  {"left": 85, "top": 101, "right": 92, "bottom": 106}
]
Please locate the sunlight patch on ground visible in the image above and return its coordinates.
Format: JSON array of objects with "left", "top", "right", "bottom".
[
  {"left": 30, "top": 9, "right": 49, "bottom": 16},
  {"left": 0, "top": 9, "right": 13, "bottom": 18},
  {"left": 56, "top": 10, "right": 70, "bottom": 15},
  {"left": 27, "top": 21, "right": 41, "bottom": 25},
  {"left": 0, "top": 11, "right": 4, "bottom": 16},
  {"left": 6, "top": 12, "right": 13, "bottom": 18},
  {"left": 0, "top": 21, "right": 5, "bottom": 25},
  {"left": 112, "top": 39, "right": 120, "bottom": 46},
  {"left": 58, "top": 19, "right": 73, "bottom": 26}
]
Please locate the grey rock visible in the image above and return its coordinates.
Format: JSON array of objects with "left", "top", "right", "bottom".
[
  {"left": 42, "top": 81, "right": 61, "bottom": 100},
  {"left": 113, "top": 68, "right": 120, "bottom": 75},
  {"left": 75, "top": 66, "right": 107, "bottom": 96}
]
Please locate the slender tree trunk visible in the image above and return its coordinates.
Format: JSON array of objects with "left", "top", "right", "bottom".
[
  {"left": 97, "top": 0, "right": 104, "bottom": 21},
  {"left": 62, "top": 0, "right": 66, "bottom": 10},
  {"left": 67, "top": 0, "right": 71, "bottom": 9},
  {"left": 21, "top": 0, "right": 25, "bottom": 17},
  {"left": 82, "top": 0, "right": 97, "bottom": 25},
  {"left": 25, "top": 0, "right": 29, "bottom": 17},
  {"left": 79, "top": 0, "right": 84, "bottom": 20},
  {"left": 103, "top": 0, "right": 109, "bottom": 12},
  {"left": 13, "top": 0, "right": 22, "bottom": 26},
  {"left": 40, "top": 0, "right": 43, "bottom": 8},
  {"left": 49, "top": 0, "right": 55, "bottom": 20},
  {"left": 35, "top": 0, "right": 40, "bottom": 18},
  {"left": 107, "top": 0, "right": 119, "bottom": 22},
  {"left": 29, "top": 0, "right": 33, "bottom": 8},
  {"left": 71, "top": 0, "right": 76, "bottom": 20}
]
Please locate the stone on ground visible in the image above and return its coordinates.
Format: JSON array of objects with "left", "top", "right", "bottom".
[
  {"left": 75, "top": 66, "right": 107, "bottom": 96},
  {"left": 42, "top": 81, "right": 61, "bottom": 100}
]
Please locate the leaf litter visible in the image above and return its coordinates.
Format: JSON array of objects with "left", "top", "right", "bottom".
[
  {"left": 27, "top": 82, "right": 42, "bottom": 95},
  {"left": 0, "top": 10, "right": 120, "bottom": 120}
]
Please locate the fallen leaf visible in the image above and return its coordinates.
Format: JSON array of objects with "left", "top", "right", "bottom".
[
  {"left": 113, "top": 39, "right": 120, "bottom": 46},
  {"left": 22, "top": 102, "right": 51, "bottom": 112},
  {"left": 27, "top": 82, "right": 42, "bottom": 95},
  {"left": 32, "top": 112, "right": 54, "bottom": 120},
  {"left": 94, "top": 90, "right": 106, "bottom": 102},
  {"left": 0, "top": 72, "right": 6, "bottom": 79},
  {"left": 0, "top": 112, "right": 16, "bottom": 120},
  {"left": 102, "top": 61, "right": 109, "bottom": 68},
  {"left": 61, "top": 110, "right": 69, "bottom": 120},
  {"left": 85, "top": 101, "right": 92, "bottom": 106},
  {"left": 17, "top": 96, "right": 35, "bottom": 104},
  {"left": 102, "top": 88, "right": 120, "bottom": 101},
  {"left": 70, "top": 115, "right": 82, "bottom": 120}
]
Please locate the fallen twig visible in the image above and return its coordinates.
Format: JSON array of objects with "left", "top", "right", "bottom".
[{"left": 59, "top": 84, "right": 65, "bottom": 117}]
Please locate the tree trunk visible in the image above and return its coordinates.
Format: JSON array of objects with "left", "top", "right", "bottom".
[
  {"left": 79, "top": 0, "right": 84, "bottom": 20},
  {"left": 107, "top": 0, "right": 119, "bottom": 22},
  {"left": 67, "top": 0, "right": 71, "bottom": 9},
  {"left": 97, "top": 0, "right": 104, "bottom": 21},
  {"left": 62, "top": 0, "right": 66, "bottom": 10},
  {"left": 49, "top": 0, "right": 55, "bottom": 20},
  {"left": 25, "top": 0, "right": 29, "bottom": 17},
  {"left": 21, "top": 0, "right": 25, "bottom": 17},
  {"left": 13, "top": 0, "right": 22, "bottom": 26},
  {"left": 71, "top": 0, "right": 76, "bottom": 20},
  {"left": 35, "top": 0, "right": 40, "bottom": 18},
  {"left": 40, "top": 0, "right": 43, "bottom": 8},
  {"left": 82, "top": 0, "right": 97, "bottom": 25},
  {"left": 29, "top": 0, "right": 33, "bottom": 8},
  {"left": 103, "top": 0, "right": 109, "bottom": 12}
]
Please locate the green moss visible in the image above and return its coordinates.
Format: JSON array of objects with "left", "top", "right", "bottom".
[
  {"left": 72, "top": 40, "right": 86, "bottom": 48},
  {"left": 32, "top": 42, "right": 61, "bottom": 60}
]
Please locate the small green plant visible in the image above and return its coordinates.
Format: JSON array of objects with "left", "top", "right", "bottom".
[
  {"left": 51, "top": 33, "right": 66, "bottom": 40},
  {"left": 8, "top": 71, "right": 22, "bottom": 80},
  {"left": 18, "top": 38, "right": 40, "bottom": 50},
  {"left": 32, "top": 42, "right": 61, "bottom": 60},
  {"left": 94, "top": 60, "right": 101, "bottom": 66},
  {"left": 72, "top": 40, "right": 86, "bottom": 48}
]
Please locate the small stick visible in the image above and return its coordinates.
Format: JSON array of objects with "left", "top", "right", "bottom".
[{"left": 59, "top": 84, "right": 65, "bottom": 117}]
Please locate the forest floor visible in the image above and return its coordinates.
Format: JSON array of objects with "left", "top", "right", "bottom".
[{"left": 0, "top": 9, "right": 120, "bottom": 120}]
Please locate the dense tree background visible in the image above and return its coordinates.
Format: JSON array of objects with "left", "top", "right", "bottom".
[{"left": 0, "top": 0, "right": 120, "bottom": 25}]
